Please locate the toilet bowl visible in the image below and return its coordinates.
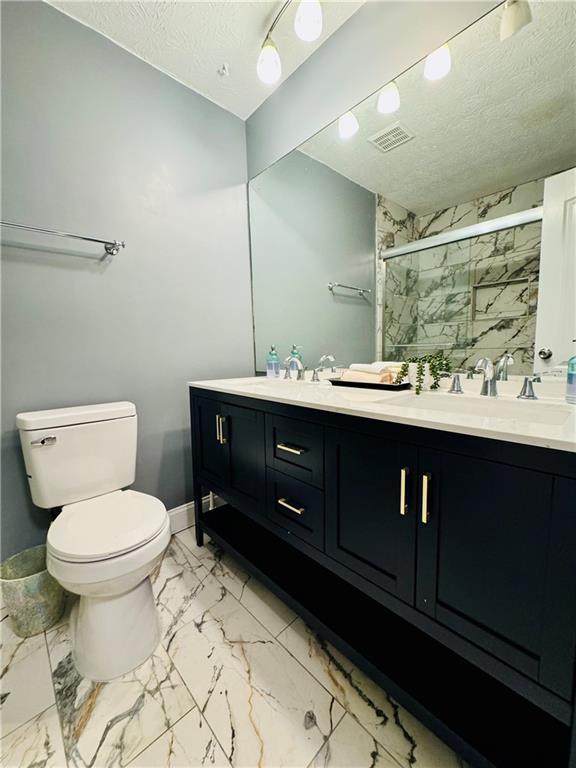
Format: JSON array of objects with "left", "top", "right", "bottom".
[
  {"left": 17, "top": 402, "right": 170, "bottom": 682},
  {"left": 46, "top": 490, "right": 170, "bottom": 681}
]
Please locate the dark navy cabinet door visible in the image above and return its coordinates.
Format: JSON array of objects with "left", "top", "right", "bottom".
[
  {"left": 325, "top": 427, "right": 418, "bottom": 604},
  {"left": 193, "top": 398, "right": 265, "bottom": 518},
  {"left": 416, "top": 449, "right": 576, "bottom": 699},
  {"left": 223, "top": 403, "right": 266, "bottom": 517},
  {"left": 194, "top": 397, "right": 230, "bottom": 487}
]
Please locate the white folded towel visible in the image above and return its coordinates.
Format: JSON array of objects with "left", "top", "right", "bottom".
[{"left": 349, "top": 362, "right": 401, "bottom": 374}]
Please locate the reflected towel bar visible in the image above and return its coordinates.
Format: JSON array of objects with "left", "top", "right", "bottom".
[
  {"left": 0, "top": 221, "right": 125, "bottom": 256},
  {"left": 328, "top": 282, "right": 371, "bottom": 297}
]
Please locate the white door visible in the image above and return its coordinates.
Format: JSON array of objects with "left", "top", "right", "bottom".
[{"left": 535, "top": 168, "right": 576, "bottom": 371}]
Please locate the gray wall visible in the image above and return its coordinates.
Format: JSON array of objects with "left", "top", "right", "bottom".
[
  {"left": 1, "top": 2, "right": 254, "bottom": 558},
  {"left": 246, "top": 1, "right": 498, "bottom": 178},
  {"left": 250, "top": 151, "right": 375, "bottom": 370}
]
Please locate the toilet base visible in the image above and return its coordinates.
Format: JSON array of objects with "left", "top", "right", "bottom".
[{"left": 70, "top": 577, "right": 160, "bottom": 681}]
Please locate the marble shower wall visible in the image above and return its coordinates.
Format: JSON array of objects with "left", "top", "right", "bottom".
[
  {"left": 375, "top": 197, "right": 416, "bottom": 358},
  {"left": 378, "top": 179, "right": 544, "bottom": 372}
]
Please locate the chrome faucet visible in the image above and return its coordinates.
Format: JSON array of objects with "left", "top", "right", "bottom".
[
  {"left": 475, "top": 357, "right": 498, "bottom": 397},
  {"left": 495, "top": 352, "right": 514, "bottom": 381},
  {"left": 312, "top": 354, "right": 336, "bottom": 382},
  {"left": 517, "top": 376, "right": 539, "bottom": 400},
  {"left": 448, "top": 373, "right": 464, "bottom": 394},
  {"left": 283, "top": 355, "right": 304, "bottom": 381}
]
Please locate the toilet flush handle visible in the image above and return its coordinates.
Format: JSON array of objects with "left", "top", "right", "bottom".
[{"left": 30, "top": 435, "right": 57, "bottom": 447}]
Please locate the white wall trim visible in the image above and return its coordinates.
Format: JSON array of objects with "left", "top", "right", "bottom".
[{"left": 168, "top": 494, "right": 224, "bottom": 534}]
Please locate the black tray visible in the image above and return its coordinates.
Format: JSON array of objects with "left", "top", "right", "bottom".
[{"left": 328, "top": 378, "right": 411, "bottom": 391}]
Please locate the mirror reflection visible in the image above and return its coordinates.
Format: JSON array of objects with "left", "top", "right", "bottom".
[{"left": 249, "top": 1, "right": 576, "bottom": 377}]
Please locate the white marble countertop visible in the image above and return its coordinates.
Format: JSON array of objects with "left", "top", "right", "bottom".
[{"left": 188, "top": 375, "right": 576, "bottom": 454}]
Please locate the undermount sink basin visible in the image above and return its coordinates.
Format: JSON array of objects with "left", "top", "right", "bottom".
[
  {"left": 387, "top": 392, "right": 573, "bottom": 426},
  {"left": 238, "top": 379, "right": 396, "bottom": 403}
]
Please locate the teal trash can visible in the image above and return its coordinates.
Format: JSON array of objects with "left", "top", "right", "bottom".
[{"left": 0, "top": 544, "right": 65, "bottom": 637}]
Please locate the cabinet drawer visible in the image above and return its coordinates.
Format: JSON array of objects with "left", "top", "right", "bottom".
[
  {"left": 266, "top": 469, "right": 324, "bottom": 549},
  {"left": 266, "top": 415, "right": 324, "bottom": 487}
]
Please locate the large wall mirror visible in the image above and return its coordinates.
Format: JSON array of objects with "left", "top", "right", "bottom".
[{"left": 249, "top": 1, "right": 576, "bottom": 376}]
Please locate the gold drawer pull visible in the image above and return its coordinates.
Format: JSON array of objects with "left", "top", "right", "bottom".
[
  {"left": 277, "top": 442, "right": 305, "bottom": 456},
  {"left": 421, "top": 473, "right": 431, "bottom": 524},
  {"left": 278, "top": 497, "right": 304, "bottom": 515},
  {"left": 400, "top": 467, "right": 409, "bottom": 516}
]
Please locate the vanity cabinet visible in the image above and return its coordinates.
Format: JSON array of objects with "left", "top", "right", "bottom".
[{"left": 190, "top": 387, "right": 576, "bottom": 768}]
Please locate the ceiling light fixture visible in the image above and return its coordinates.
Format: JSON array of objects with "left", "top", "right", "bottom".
[
  {"left": 257, "top": 37, "right": 282, "bottom": 84},
  {"left": 294, "top": 0, "right": 323, "bottom": 42},
  {"left": 256, "top": 1, "right": 291, "bottom": 85},
  {"left": 338, "top": 111, "right": 359, "bottom": 140},
  {"left": 500, "top": 0, "right": 532, "bottom": 41},
  {"left": 424, "top": 44, "right": 451, "bottom": 81},
  {"left": 377, "top": 81, "right": 400, "bottom": 114}
]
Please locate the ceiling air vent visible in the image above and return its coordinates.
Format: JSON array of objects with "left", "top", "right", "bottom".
[{"left": 367, "top": 122, "right": 414, "bottom": 153}]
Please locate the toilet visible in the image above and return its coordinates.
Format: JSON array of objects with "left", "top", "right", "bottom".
[{"left": 16, "top": 402, "right": 170, "bottom": 682}]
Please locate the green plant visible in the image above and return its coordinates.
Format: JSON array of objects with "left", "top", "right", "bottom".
[{"left": 394, "top": 351, "right": 452, "bottom": 395}]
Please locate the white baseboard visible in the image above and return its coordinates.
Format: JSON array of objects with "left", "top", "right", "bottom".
[{"left": 167, "top": 494, "right": 223, "bottom": 534}]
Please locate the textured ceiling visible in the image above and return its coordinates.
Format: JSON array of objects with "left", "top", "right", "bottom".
[
  {"left": 301, "top": 1, "right": 576, "bottom": 215},
  {"left": 48, "top": 0, "right": 364, "bottom": 118}
]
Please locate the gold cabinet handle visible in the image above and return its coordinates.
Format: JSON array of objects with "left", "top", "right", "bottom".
[
  {"left": 276, "top": 442, "right": 305, "bottom": 456},
  {"left": 219, "top": 415, "right": 227, "bottom": 444},
  {"left": 215, "top": 414, "right": 222, "bottom": 444},
  {"left": 421, "top": 473, "right": 431, "bottom": 524},
  {"left": 400, "top": 467, "right": 409, "bottom": 515},
  {"left": 277, "top": 497, "right": 304, "bottom": 515}
]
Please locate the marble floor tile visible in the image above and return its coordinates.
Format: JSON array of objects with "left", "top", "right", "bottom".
[
  {"left": 176, "top": 527, "right": 251, "bottom": 600},
  {"left": 310, "top": 713, "right": 399, "bottom": 768},
  {"left": 0, "top": 618, "right": 55, "bottom": 738},
  {"left": 46, "top": 624, "right": 194, "bottom": 767},
  {"left": 128, "top": 707, "right": 231, "bottom": 768},
  {"left": 0, "top": 596, "right": 7, "bottom": 623},
  {"left": 152, "top": 538, "right": 226, "bottom": 646},
  {"left": 156, "top": 534, "right": 210, "bottom": 583},
  {"left": 0, "top": 704, "right": 67, "bottom": 768},
  {"left": 278, "top": 619, "right": 460, "bottom": 768},
  {"left": 168, "top": 590, "right": 344, "bottom": 768},
  {"left": 239, "top": 577, "right": 297, "bottom": 638}
]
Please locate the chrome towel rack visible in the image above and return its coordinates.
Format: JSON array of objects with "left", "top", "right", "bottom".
[
  {"left": 328, "top": 282, "right": 371, "bottom": 297},
  {"left": 0, "top": 221, "right": 125, "bottom": 256}
]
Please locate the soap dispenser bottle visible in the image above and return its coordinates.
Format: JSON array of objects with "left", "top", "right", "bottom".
[
  {"left": 567, "top": 340, "right": 576, "bottom": 404},
  {"left": 289, "top": 344, "right": 303, "bottom": 374},
  {"left": 266, "top": 345, "right": 280, "bottom": 378}
]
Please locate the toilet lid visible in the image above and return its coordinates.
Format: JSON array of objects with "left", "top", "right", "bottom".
[{"left": 47, "top": 490, "right": 168, "bottom": 562}]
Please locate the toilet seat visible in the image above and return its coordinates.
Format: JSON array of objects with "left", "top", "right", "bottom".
[{"left": 48, "top": 490, "right": 167, "bottom": 563}]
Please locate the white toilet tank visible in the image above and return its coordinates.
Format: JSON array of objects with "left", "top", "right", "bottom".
[{"left": 17, "top": 402, "right": 137, "bottom": 508}]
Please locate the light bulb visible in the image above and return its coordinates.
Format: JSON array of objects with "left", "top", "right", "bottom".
[
  {"left": 500, "top": 0, "right": 532, "bottom": 41},
  {"left": 294, "top": 0, "right": 323, "bottom": 42},
  {"left": 377, "top": 81, "right": 400, "bottom": 114},
  {"left": 257, "top": 37, "right": 281, "bottom": 85},
  {"left": 338, "top": 112, "right": 359, "bottom": 140},
  {"left": 424, "top": 44, "right": 451, "bottom": 81}
]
